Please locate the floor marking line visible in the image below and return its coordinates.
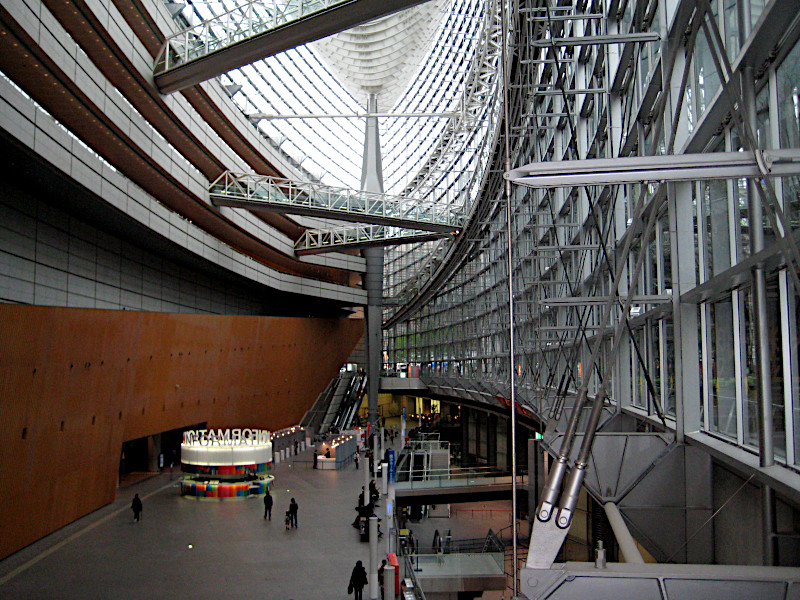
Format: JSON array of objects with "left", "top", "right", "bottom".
[{"left": 0, "top": 480, "right": 175, "bottom": 586}]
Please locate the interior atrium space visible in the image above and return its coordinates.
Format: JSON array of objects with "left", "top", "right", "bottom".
[{"left": 1, "top": 0, "right": 800, "bottom": 598}]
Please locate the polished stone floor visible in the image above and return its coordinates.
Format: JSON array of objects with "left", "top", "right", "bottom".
[{"left": 0, "top": 444, "right": 513, "bottom": 600}]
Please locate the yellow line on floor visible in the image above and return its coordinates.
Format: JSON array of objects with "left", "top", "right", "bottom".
[{"left": 0, "top": 480, "right": 176, "bottom": 586}]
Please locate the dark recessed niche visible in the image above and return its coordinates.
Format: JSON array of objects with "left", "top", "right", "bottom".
[
  {"left": 60, "top": 421, "right": 65, "bottom": 432},
  {"left": 181, "top": 402, "right": 184, "bottom": 408},
  {"left": 70, "top": 363, "right": 73, "bottom": 369},
  {"left": 21, "top": 427, "right": 27, "bottom": 440},
  {"left": 141, "top": 407, "right": 145, "bottom": 415},
  {"left": 92, "top": 415, "right": 96, "bottom": 425},
  {"left": 100, "top": 361, "right": 104, "bottom": 366},
  {"left": 149, "top": 355, "right": 153, "bottom": 360},
  {"left": 118, "top": 411, "right": 122, "bottom": 420},
  {"left": 32, "top": 368, "right": 36, "bottom": 375}
]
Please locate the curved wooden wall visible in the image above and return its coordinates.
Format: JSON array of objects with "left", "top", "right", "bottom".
[{"left": 0, "top": 305, "right": 363, "bottom": 559}]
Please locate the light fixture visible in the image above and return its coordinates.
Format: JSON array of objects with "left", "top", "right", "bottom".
[{"left": 505, "top": 149, "right": 800, "bottom": 188}]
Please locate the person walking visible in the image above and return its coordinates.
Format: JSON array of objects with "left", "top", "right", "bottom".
[
  {"left": 348, "top": 560, "right": 368, "bottom": 600},
  {"left": 263, "top": 488, "right": 273, "bottom": 521},
  {"left": 288, "top": 497, "right": 298, "bottom": 528},
  {"left": 378, "top": 559, "right": 387, "bottom": 599},
  {"left": 354, "top": 452, "right": 360, "bottom": 470},
  {"left": 131, "top": 493, "right": 142, "bottom": 523}
]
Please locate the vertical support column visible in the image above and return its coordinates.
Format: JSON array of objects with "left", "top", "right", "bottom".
[
  {"left": 742, "top": 65, "right": 777, "bottom": 566},
  {"left": 361, "top": 93, "right": 384, "bottom": 434},
  {"left": 741, "top": 67, "right": 774, "bottom": 469},
  {"left": 670, "top": 181, "right": 701, "bottom": 439},
  {"left": 147, "top": 433, "right": 162, "bottom": 472}
]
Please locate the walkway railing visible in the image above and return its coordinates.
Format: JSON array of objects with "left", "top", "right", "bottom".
[
  {"left": 155, "top": 1, "right": 337, "bottom": 75},
  {"left": 210, "top": 172, "right": 465, "bottom": 233},
  {"left": 395, "top": 465, "right": 527, "bottom": 490},
  {"left": 154, "top": 0, "right": 432, "bottom": 93}
]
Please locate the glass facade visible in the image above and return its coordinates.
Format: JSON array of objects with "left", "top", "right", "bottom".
[
  {"left": 166, "top": 0, "right": 800, "bottom": 474},
  {"left": 384, "top": 0, "right": 800, "bottom": 473}
]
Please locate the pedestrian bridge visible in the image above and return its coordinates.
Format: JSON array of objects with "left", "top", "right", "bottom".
[
  {"left": 154, "top": 0, "right": 432, "bottom": 93},
  {"left": 210, "top": 172, "right": 465, "bottom": 233},
  {"left": 395, "top": 466, "right": 527, "bottom": 503}
]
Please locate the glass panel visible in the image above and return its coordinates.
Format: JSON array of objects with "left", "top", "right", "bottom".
[
  {"left": 708, "top": 296, "right": 737, "bottom": 439},
  {"left": 632, "top": 329, "right": 646, "bottom": 409},
  {"left": 703, "top": 180, "right": 731, "bottom": 279},
  {"left": 661, "top": 215, "right": 672, "bottom": 292},
  {"left": 743, "top": 288, "right": 759, "bottom": 447},
  {"left": 750, "top": 0, "right": 766, "bottom": 31},
  {"left": 793, "top": 282, "right": 800, "bottom": 465},
  {"left": 650, "top": 320, "right": 661, "bottom": 415},
  {"left": 694, "top": 29, "right": 721, "bottom": 117},
  {"left": 723, "top": 0, "right": 739, "bottom": 60},
  {"left": 778, "top": 39, "right": 800, "bottom": 150},
  {"left": 766, "top": 275, "right": 786, "bottom": 459},
  {"left": 665, "top": 318, "right": 676, "bottom": 417}
]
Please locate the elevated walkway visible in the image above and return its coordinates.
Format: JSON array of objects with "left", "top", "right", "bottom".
[
  {"left": 295, "top": 225, "right": 448, "bottom": 255},
  {"left": 154, "top": 0, "right": 434, "bottom": 93},
  {"left": 210, "top": 172, "right": 465, "bottom": 233},
  {"left": 395, "top": 466, "right": 526, "bottom": 504}
]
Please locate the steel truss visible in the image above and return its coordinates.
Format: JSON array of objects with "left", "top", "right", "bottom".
[
  {"left": 210, "top": 171, "right": 465, "bottom": 233},
  {"left": 295, "top": 225, "right": 450, "bottom": 255},
  {"left": 385, "top": 0, "right": 800, "bottom": 576},
  {"left": 154, "top": 0, "right": 431, "bottom": 93}
]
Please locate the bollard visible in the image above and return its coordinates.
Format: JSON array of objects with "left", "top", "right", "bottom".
[
  {"left": 369, "top": 516, "right": 379, "bottom": 600},
  {"left": 383, "top": 564, "right": 395, "bottom": 600}
]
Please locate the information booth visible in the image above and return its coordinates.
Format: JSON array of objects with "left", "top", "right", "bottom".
[{"left": 180, "top": 428, "right": 274, "bottom": 498}]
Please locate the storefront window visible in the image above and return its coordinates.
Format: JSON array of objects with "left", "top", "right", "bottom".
[{"left": 708, "top": 295, "right": 737, "bottom": 439}]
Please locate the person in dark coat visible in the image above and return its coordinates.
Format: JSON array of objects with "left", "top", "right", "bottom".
[
  {"left": 378, "top": 559, "right": 387, "bottom": 599},
  {"left": 288, "top": 497, "right": 298, "bottom": 528},
  {"left": 354, "top": 452, "right": 360, "bottom": 470},
  {"left": 349, "top": 560, "right": 368, "bottom": 600},
  {"left": 263, "top": 488, "right": 273, "bottom": 520},
  {"left": 131, "top": 493, "right": 142, "bottom": 523}
]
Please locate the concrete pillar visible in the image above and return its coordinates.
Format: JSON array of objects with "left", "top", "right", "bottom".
[{"left": 147, "top": 433, "right": 162, "bottom": 472}]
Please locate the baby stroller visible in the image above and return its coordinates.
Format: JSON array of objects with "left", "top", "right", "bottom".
[{"left": 285, "top": 510, "right": 292, "bottom": 530}]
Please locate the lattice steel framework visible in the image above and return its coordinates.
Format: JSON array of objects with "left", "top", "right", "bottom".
[{"left": 383, "top": 0, "right": 800, "bottom": 556}]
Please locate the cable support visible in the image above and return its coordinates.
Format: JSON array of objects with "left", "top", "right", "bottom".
[{"left": 535, "top": 2, "right": 708, "bottom": 533}]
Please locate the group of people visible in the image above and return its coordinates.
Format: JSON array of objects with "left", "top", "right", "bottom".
[
  {"left": 348, "top": 559, "right": 388, "bottom": 600},
  {"left": 261, "top": 488, "right": 297, "bottom": 529}
]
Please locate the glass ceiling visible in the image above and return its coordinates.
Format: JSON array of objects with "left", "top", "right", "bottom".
[{"left": 174, "top": 0, "right": 486, "bottom": 196}]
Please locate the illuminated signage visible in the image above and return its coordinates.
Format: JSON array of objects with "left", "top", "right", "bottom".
[{"left": 182, "top": 428, "right": 270, "bottom": 446}]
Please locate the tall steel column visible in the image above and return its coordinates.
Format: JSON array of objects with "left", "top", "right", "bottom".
[
  {"left": 742, "top": 65, "right": 776, "bottom": 566},
  {"left": 362, "top": 93, "right": 384, "bottom": 431}
]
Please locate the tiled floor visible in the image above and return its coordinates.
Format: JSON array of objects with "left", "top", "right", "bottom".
[
  {"left": 0, "top": 444, "right": 514, "bottom": 600},
  {"left": 0, "top": 447, "right": 382, "bottom": 600}
]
